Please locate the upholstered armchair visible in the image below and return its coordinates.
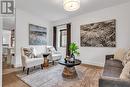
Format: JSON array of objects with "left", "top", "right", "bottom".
[
  {"left": 21, "top": 47, "right": 43, "bottom": 75},
  {"left": 47, "top": 46, "right": 62, "bottom": 64}
]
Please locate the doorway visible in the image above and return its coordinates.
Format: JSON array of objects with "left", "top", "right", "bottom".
[
  {"left": 2, "top": 17, "right": 16, "bottom": 75},
  {"left": 53, "top": 23, "right": 71, "bottom": 58}
]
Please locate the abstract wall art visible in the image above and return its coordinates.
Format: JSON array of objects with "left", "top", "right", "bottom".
[
  {"left": 80, "top": 19, "right": 116, "bottom": 47},
  {"left": 29, "top": 24, "right": 47, "bottom": 45}
]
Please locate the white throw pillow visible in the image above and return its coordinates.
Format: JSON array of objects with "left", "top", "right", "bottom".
[
  {"left": 114, "top": 48, "right": 126, "bottom": 61},
  {"left": 120, "top": 61, "right": 130, "bottom": 80},
  {"left": 48, "top": 47, "right": 56, "bottom": 54}
]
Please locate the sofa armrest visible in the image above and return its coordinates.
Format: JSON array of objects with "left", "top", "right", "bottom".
[
  {"left": 99, "top": 76, "right": 130, "bottom": 87},
  {"left": 106, "top": 54, "right": 114, "bottom": 60}
]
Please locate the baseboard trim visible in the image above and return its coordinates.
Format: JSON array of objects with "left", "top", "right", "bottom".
[
  {"left": 81, "top": 63, "right": 103, "bottom": 69},
  {"left": 14, "top": 64, "right": 22, "bottom": 68},
  {"left": 81, "top": 60, "right": 104, "bottom": 67}
]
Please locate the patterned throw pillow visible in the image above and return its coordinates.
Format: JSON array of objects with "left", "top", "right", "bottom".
[
  {"left": 23, "top": 48, "right": 35, "bottom": 58},
  {"left": 122, "top": 51, "right": 130, "bottom": 66},
  {"left": 120, "top": 61, "right": 130, "bottom": 80}
]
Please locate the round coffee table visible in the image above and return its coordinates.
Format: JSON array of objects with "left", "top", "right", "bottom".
[{"left": 59, "top": 59, "right": 81, "bottom": 79}]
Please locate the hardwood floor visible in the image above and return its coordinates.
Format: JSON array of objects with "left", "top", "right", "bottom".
[
  {"left": 2, "top": 64, "right": 29, "bottom": 87},
  {"left": 80, "top": 64, "right": 103, "bottom": 87},
  {"left": 3, "top": 64, "right": 103, "bottom": 87}
]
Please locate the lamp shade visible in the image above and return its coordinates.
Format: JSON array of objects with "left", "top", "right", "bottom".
[{"left": 63, "top": 0, "right": 80, "bottom": 11}]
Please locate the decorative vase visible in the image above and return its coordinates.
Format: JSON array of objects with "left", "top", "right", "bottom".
[
  {"left": 71, "top": 53, "right": 75, "bottom": 59},
  {"left": 64, "top": 58, "right": 67, "bottom": 63},
  {"left": 71, "top": 53, "right": 75, "bottom": 63}
]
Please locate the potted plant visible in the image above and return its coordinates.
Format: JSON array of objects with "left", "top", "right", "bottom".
[{"left": 69, "top": 42, "right": 80, "bottom": 61}]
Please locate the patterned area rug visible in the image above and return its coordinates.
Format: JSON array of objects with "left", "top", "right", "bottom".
[{"left": 17, "top": 64, "right": 102, "bottom": 87}]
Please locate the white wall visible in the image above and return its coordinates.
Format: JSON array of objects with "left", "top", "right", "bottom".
[
  {"left": 15, "top": 9, "right": 51, "bottom": 67},
  {"left": 52, "top": 2, "right": 130, "bottom": 66}
]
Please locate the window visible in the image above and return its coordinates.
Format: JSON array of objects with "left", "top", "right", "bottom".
[{"left": 60, "top": 29, "right": 67, "bottom": 47}]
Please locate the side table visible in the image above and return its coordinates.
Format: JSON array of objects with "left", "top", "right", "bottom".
[{"left": 43, "top": 53, "right": 50, "bottom": 67}]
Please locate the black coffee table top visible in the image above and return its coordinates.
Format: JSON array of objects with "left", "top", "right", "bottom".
[{"left": 59, "top": 59, "right": 81, "bottom": 67}]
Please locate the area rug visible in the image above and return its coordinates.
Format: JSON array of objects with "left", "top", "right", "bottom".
[{"left": 17, "top": 64, "right": 102, "bottom": 87}]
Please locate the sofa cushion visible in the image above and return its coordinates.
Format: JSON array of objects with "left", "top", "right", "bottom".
[
  {"left": 103, "top": 66, "right": 123, "bottom": 78},
  {"left": 26, "top": 58, "right": 43, "bottom": 67},
  {"left": 105, "top": 59, "right": 123, "bottom": 68}
]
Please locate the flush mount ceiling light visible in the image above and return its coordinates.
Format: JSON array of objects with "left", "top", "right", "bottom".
[{"left": 63, "top": 0, "right": 80, "bottom": 11}]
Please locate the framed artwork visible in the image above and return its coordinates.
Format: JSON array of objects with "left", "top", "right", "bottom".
[
  {"left": 80, "top": 19, "right": 116, "bottom": 47},
  {"left": 29, "top": 24, "right": 47, "bottom": 45}
]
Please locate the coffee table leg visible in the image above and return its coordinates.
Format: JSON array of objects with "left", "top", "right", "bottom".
[
  {"left": 62, "top": 66, "right": 77, "bottom": 79},
  {"left": 43, "top": 57, "right": 49, "bottom": 67}
]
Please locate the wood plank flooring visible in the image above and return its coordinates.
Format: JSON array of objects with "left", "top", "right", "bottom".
[
  {"left": 3, "top": 64, "right": 103, "bottom": 87},
  {"left": 3, "top": 64, "right": 29, "bottom": 87}
]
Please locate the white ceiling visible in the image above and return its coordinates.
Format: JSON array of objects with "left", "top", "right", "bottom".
[{"left": 16, "top": 0, "right": 130, "bottom": 21}]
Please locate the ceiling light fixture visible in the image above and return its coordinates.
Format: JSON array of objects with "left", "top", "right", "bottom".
[{"left": 63, "top": 0, "right": 80, "bottom": 11}]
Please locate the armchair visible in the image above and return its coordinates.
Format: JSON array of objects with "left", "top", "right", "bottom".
[
  {"left": 47, "top": 46, "right": 62, "bottom": 64},
  {"left": 21, "top": 47, "right": 43, "bottom": 75}
]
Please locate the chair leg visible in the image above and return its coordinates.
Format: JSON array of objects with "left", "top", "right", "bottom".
[
  {"left": 27, "top": 68, "right": 30, "bottom": 75},
  {"left": 23, "top": 67, "right": 25, "bottom": 72},
  {"left": 52, "top": 61, "right": 55, "bottom": 65},
  {"left": 41, "top": 64, "right": 43, "bottom": 69}
]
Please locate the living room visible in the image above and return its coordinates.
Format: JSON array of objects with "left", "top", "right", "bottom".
[{"left": 0, "top": 0, "right": 130, "bottom": 87}]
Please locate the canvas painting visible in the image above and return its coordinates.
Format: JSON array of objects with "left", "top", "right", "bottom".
[
  {"left": 80, "top": 19, "right": 116, "bottom": 47},
  {"left": 29, "top": 24, "right": 47, "bottom": 45}
]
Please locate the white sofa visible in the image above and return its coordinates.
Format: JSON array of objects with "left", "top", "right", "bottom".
[
  {"left": 31, "top": 45, "right": 62, "bottom": 62},
  {"left": 21, "top": 46, "right": 62, "bottom": 74}
]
